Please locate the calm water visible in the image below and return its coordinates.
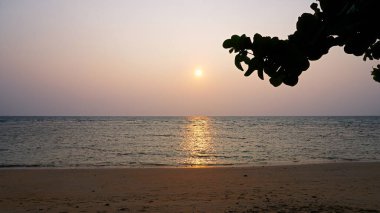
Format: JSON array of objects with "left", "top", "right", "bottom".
[{"left": 0, "top": 116, "right": 379, "bottom": 168}]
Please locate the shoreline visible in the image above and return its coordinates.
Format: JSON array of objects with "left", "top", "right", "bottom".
[
  {"left": 1, "top": 159, "right": 379, "bottom": 170},
  {"left": 1, "top": 162, "right": 380, "bottom": 212}
]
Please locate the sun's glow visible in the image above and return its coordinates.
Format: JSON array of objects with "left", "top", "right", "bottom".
[{"left": 194, "top": 69, "right": 203, "bottom": 77}]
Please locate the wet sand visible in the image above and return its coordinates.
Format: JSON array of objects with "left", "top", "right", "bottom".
[{"left": 0, "top": 162, "right": 379, "bottom": 212}]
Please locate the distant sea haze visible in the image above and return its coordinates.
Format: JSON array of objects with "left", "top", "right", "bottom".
[{"left": 0, "top": 116, "right": 379, "bottom": 168}]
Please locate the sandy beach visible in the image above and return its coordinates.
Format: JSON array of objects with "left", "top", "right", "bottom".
[{"left": 0, "top": 162, "right": 379, "bottom": 212}]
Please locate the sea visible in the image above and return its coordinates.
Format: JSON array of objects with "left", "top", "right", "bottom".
[{"left": 0, "top": 116, "right": 379, "bottom": 168}]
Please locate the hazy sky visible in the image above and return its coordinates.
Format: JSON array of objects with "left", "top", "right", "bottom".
[{"left": 0, "top": 0, "right": 379, "bottom": 116}]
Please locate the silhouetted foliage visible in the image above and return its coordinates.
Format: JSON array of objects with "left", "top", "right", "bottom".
[{"left": 223, "top": 0, "right": 380, "bottom": 86}]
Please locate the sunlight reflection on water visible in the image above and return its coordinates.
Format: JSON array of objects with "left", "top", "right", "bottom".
[{"left": 180, "top": 116, "right": 215, "bottom": 167}]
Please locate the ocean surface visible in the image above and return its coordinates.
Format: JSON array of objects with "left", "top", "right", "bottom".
[{"left": 0, "top": 116, "right": 379, "bottom": 168}]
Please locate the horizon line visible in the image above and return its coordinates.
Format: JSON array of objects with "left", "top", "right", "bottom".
[{"left": 1, "top": 115, "right": 379, "bottom": 117}]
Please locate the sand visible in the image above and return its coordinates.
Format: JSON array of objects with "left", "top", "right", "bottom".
[{"left": 0, "top": 162, "right": 380, "bottom": 213}]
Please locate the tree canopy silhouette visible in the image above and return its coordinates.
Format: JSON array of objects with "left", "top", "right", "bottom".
[{"left": 223, "top": 0, "right": 380, "bottom": 87}]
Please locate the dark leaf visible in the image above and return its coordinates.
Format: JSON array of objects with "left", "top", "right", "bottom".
[
  {"left": 372, "top": 66, "right": 380, "bottom": 82},
  {"left": 244, "top": 65, "right": 255, "bottom": 76},
  {"left": 283, "top": 76, "right": 298, "bottom": 86},
  {"left": 243, "top": 56, "right": 250, "bottom": 65},
  {"left": 223, "top": 39, "right": 232, "bottom": 49},
  {"left": 269, "top": 76, "right": 283, "bottom": 87},
  {"left": 310, "top": 3, "right": 319, "bottom": 12},
  {"left": 231, "top": 35, "right": 240, "bottom": 45},
  {"left": 257, "top": 68, "right": 264, "bottom": 80},
  {"left": 234, "top": 55, "right": 244, "bottom": 71}
]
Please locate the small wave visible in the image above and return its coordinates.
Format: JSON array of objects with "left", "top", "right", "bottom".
[
  {"left": 145, "top": 134, "right": 176, "bottom": 137},
  {"left": 226, "top": 136, "right": 247, "bottom": 140},
  {"left": 180, "top": 163, "right": 236, "bottom": 167},
  {"left": 194, "top": 154, "right": 212, "bottom": 158},
  {"left": 0, "top": 164, "right": 55, "bottom": 168},
  {"left": 215, "top": 155, "right": 237, "bottom": 159},
  {"left": 192, "top": 154, "right": 239, "bottom": 159},
  {"left": 341, "top": 158, "right": 359, "bottom": 162},
  {"left": 116, "top": 152, "right": 133, "bottom": 156},
  {"left": 139, "top": 162, "right": 172, "bottom": 167},
  {"left": 136, "top": 152, "right": 171, "bottom": 157},
  {"left": 325, "top": 156, "right": 339, "bottom": 160}
]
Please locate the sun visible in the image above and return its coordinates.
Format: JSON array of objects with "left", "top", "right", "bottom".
[{"left": 194, "top": 69, "right": 203, "bottom": 77}]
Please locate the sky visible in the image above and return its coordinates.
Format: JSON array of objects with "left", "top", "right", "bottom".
[{"left": 0, "top": 0, "right": 379, "bottom": 116}]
